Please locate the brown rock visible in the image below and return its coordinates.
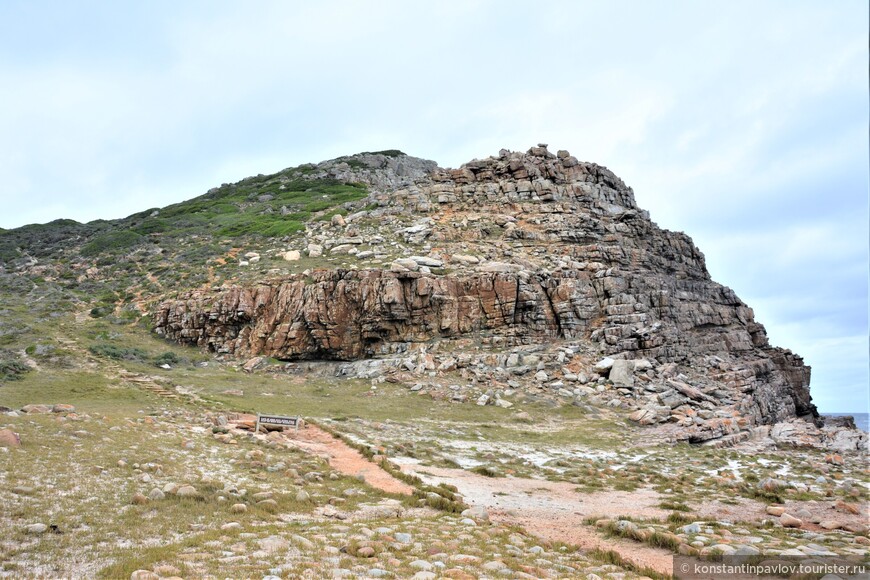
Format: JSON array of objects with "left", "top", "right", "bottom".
[
  {"left": 21, "top": 404, "right": 51, "bottom": 414},
  {"left": 765, "top": 505, "right": 785, "bottom": 516},
  {"left": 0, "top": 429, "right": 21, "bottom": 448},
  {"left": 51, "top": 404, "right": 76, "bottom": 413},
  {"left": 780, "top": 513, "right": 802, "bottom": 528},
  {"left": 843, "top": 522, "right": 868, "bottom": 534},
  {"left": 835, "top": 500, "right": 860, "bottom": 515},
  {"left": 131, "top": 493, "right": 149, "bottom": 505}
]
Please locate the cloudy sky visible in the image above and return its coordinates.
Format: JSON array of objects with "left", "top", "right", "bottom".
[{"left": 1, "top": 1, "right": 867, "bottom": 412}]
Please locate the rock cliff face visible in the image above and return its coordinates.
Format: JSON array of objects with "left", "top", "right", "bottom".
[{"left": 154, "top": 145, "right": 818, "bottom": 434}]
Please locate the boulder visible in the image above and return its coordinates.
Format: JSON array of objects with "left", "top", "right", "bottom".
[
  {"left": 0, "top": 429, "right": 21, "bottom": 448},
  {"left": 609, "top": 360, "right": 634, "bottom": 386}
]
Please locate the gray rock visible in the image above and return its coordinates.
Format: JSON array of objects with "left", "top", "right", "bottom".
[
  {"left": 609, "top": 359, "right": 635, "bottom": 386},
  {"left": 25, "top": 523, "right": 47, "bottom": 534}
]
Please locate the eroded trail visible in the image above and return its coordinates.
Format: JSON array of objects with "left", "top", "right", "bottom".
[
  {"left": 280, "top": 424, "right": 415, "bottom": 496},
  {"left": 401, "top": 463, "right": 678, "bottom": 575}
]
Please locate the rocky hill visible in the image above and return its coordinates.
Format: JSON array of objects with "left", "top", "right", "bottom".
[
  {"left": 1, "top": 145, "right": 867, "bottom": 578},
  {"left": 142, "top": 144, "right": 827, "bottom": 446}
]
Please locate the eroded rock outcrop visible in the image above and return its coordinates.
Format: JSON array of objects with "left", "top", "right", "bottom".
[{"left": 154, "top": 145, "right": 818, "bottom": 432}]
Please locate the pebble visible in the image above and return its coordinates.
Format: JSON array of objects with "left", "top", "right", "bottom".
[
  {"left": 230, "top": 503, "right": 247, "bottom": 513},
  {"left": 220, "top": 522, "right": 242, "bottom": 531},
  {"left": 148, "top": 488, "right": 165, "bottom": 501}
]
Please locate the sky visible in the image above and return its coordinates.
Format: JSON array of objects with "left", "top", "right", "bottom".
[{"left": 0, "top": 0, "right": 867, "bottom": 412}]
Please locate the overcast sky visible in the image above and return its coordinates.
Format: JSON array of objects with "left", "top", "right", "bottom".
[{"left": 1, "top": 1, "right": 867, "bottom": 412}]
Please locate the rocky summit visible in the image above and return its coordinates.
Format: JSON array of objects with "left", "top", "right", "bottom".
[{"left": 153, "top": 145, "right": 822, "bottom": 446}]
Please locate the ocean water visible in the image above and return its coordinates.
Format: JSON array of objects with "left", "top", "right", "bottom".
[{"left": 823, "top": 413, "right": 869, "bottom": 433}]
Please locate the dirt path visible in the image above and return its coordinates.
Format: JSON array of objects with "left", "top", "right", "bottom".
[
  {"left": 280, "top": 424, "right": 415, "bottom": 496},
  {"left": 401, "top": 463, "right": 678, "bottom": 575}
]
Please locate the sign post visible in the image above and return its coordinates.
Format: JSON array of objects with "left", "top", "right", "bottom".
[{"left": 255, "top": 414, "right": 301, "bottom": 433}]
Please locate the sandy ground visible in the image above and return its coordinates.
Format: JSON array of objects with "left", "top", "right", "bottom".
[
  {"left": 280, "top": 424, "right": 415, "bottom": 496},
  {"left": 401, "top": 462, "right": 678, "bottom": 574}
]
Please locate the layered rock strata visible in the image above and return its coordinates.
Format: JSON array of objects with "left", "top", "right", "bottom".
[{"left": 154, "top": 145, "right": 818, "bottom": 429}]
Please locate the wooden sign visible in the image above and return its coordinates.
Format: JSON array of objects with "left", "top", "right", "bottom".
[{"left": 255, "top": 414, "right": 301, "bottom": 433}]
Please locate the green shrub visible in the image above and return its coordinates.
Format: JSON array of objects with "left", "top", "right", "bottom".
[
  {"left": 153, "top": 352, "right": 181, "bottom": 366},
  {"left": 0, "top": 353, "right": 29, "bottom": 382},
  {"left": 81, "top": 231, "right": 145, "bottom": 257},
  {"left": 88, "top": 344, "right": 148, "bottom": 362}
]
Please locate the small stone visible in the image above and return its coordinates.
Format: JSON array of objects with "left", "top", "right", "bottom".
[
  {"left": 283, "top": 250, "right": 301, "bottom": 261},
  {"left": 394, "top": 532, "right": 412, "bottom": 543},
  {"left": 835, "top": 500, "right": 860, "bottom": 515},
  {"left": 461, "top": 506, "right": 490, "bottom": 522},
  {"left": 357, "top": 546, "right": 375, "bottom": 558},
  {"left": 176, "top": 485, "right": 197, "bottom": 498},
  {"left": 410, "top": 560, "right": 433, "bottom": 571},
  {"left": 231, "top": 503, "right": 247, "bottom": 513},
  {"left": 21, "top": 404, "right": 51, "bottom": 414},
  {"left": 295, "top": 490, "right": 310, "bottom": 502},
  {"left": 26, "top": 523, "right": 47, "bottom": 534},
  {"left": 131, "top": 493, "right": 149, "bottom": 505},
  {"left": 765, "top": 505, "right": 785, "bottom": 516},
  {"left": 292, "top": 534, "right": 315, "bottom": 550},
  {"left": 220, "top": 522, "right": 242, "bottom": 531},
  {"left": 257, "top": 499, "right": 278, "bottom": 510},
  {"left": 148, "top": 488, "right": 165, "bottom": 501},
  {"left": 593, "top": 358, "right": 615, "bottom": 373},
  {"left": 130, "top": 571, "right": 159, "bottom": 580},
  {"left": 780, "top": 513, "right": 802, "bottom": 528},
  {"left": 681, "top": 522, "right": 702, "bottom": 534}
]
